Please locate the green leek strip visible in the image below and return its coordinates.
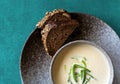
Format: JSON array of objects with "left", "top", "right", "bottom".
[
  {"left": 71, "top": 64, "right": 77, "bottom": 82},
  {"left": 71, "top": 57, "right": 78, "bottom": 61},
  {"left": 68, "top": 67, "right": 72, "bottom": 82},
  {"left": 84, "top": 77, "right": 91, "bottom": 84},
  {"left": 82, "top": 60, "right": 87, "bottom": 68},
  {"left": 83, "top": 57, "right": 87, "bottom": 61},
  {"left": 73, "top": 64, "right": 91, "bottom": 84},
  {"left": 80, "top": 70, "right": 83, "bottom": 80},
  {"left": 82, "top": 70, "right": 86, "bottom": 84},
  {"left": 74, "top": 64, "right": 91, "bottom": 72},
  {"left": 82, "top": 60, "right": 87, "bottom": 84},
  {"left": 68, "top": 57, "right": 95, "bottom": 84},
  {"left": 86, "top": 72, "right": 96, "bottom": 79}
]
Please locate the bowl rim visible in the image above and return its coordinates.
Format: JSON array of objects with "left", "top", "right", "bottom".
[{"left": 50, "top": 40, "right": 114, "bottom": 84}]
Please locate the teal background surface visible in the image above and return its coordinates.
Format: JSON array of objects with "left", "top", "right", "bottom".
[{"left": 0, "top": 0, "right": 120, "bottom": 84}]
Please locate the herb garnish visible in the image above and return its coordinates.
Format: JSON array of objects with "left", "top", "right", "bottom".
[{"left": 67, "top": 57, "right": 95, "bottom": 84}]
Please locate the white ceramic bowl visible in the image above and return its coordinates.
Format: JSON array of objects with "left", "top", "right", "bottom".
[{"left": 50, "top": 40, "right": 114, "bottom": 84}]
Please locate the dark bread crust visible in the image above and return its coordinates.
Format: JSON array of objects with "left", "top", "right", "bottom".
[
  {"left": 37, "top": 9, "right": 79, "bottom": 56},
  {"left": 36, "top": 9, "right": 70, "bottom": 29}
]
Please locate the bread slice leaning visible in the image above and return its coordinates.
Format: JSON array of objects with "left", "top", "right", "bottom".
[{"left": 37, "top": 9, "right": 79, "bottom": 56}]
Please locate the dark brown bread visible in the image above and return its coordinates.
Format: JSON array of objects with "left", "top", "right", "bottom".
[
  {"left": 36, "top": 9, "right": 69, "bottom": 28},
  {"left": 37, "top": 9, "right": 79, "bottom": 56}
]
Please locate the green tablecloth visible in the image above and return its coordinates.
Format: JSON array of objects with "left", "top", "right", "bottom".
[{"left": 0, "top": 0, "right": 120, "bottom": 84}]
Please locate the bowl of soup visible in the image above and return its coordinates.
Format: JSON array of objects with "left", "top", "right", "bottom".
[{"left": 50, "top": 40, "right": 114, "bottom": 84}]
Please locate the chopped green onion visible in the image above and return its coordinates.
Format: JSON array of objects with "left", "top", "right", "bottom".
[
  {"left": 71, "top": 65, "right": 77, "bottom": 82},
  {"left": 83, "top": 57, "right": 87, "bottom": 61},
  {"left": 67, "top": 68, "right": 72, "bottom": 82},
  {"left": 71, "top": 57, "right": 78, "bottom": 61},
  {"left": 67, "top": 57, "right": 95, "bottom": 84},
  {"left": 82, "top": 60, "right": 87, "bottom": 68},
  {"left": 74, "top": 64, "right": 91, "bottom": 72},
  {"left": 84, "top": 77, "right": 91, "bottom": 84},
  {"left": 87, "top": 72, "right": 96, "bottom": 79}
]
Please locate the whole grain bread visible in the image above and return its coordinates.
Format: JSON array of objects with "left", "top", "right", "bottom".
[{"left": 36, "top": 9, "right": 79, "bottom": 56}]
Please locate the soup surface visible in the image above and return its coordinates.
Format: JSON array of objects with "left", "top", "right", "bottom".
[{"left": 52, "top": 43, "right": 110, "bottom": 84}]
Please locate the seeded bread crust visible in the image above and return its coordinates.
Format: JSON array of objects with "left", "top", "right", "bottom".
[
  {"left": 37, "top": 9, "right": 79, "bottom": 56},
  {"left": 36, "top": 9, "right": 69, "bottom": 29}
]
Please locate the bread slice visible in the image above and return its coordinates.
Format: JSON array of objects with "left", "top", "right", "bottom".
[{"left": 37, "top": 9, "right": 79, "bottom": 56}]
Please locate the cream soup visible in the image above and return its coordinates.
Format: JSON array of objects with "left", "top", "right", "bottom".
[{"left": 52, "top": 43, "right": 111, "bottom": 84}]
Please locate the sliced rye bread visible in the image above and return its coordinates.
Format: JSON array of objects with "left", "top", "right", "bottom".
[
  {"left": 36, "top": 9, "right": 70, "bottom": 29},
  {"left": 36, "top": 9, "right": 79, "bottom": 56}
]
